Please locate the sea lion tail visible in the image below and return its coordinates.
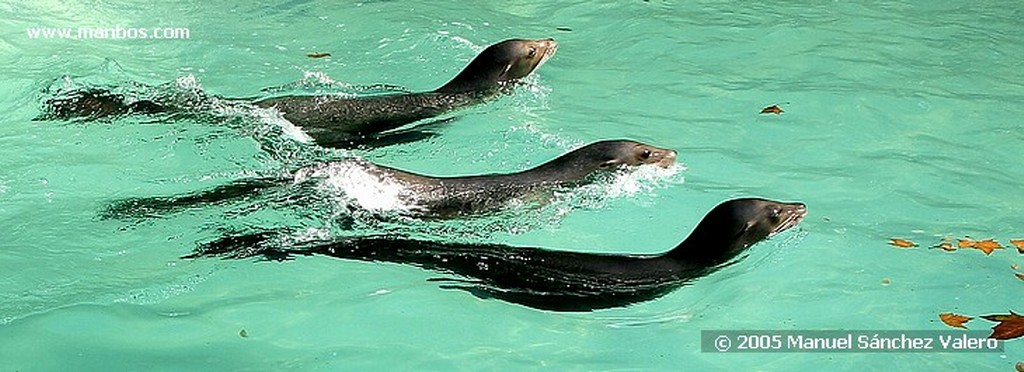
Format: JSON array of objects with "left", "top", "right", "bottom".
[
  {"left": 100, "top": 176, "right": 291, "bottom": 220},
  {"left": 185, "top": 228, "right": 298, "bottom": 261}
]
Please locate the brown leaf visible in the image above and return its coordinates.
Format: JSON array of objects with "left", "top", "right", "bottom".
[
  {"left": 307, "top": 52, "right": 331, "bottom": 58},
  {"left": 1011, "top": 239, "right": 1024, "bottom": 253},
  {"left": 932, "top": 242, "right": 956, "bottom": 252},
  {"left": 957, "top": 238, "right": 976, "bottom": 248},
  {"left": 889, "top": 238, "right": 917, "bottom": 248},
  {"left": 760, "top": 105, "right": 783, "bottom": 115},
  {"left": 973, "top": 239, "right": 1004, "bottom": 255},
  {"left": 939, "top": 313, "right": 972, "bottom": 329},
  {"left": 1016, "top": 272, "right": 1024, "bottom": 281},
  {"left": 980, "top": 311, "right": 1024, "bottom": 340},
  {"left": 1016, "top": 361, "right": 1023, "bottom": 372}
]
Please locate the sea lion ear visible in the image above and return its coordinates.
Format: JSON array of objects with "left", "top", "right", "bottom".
[{"left": 735, "top": 221, "right": 755, "bottom": 238}]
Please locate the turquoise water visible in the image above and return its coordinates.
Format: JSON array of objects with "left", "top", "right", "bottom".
[{"left": 2, "top": 1, "right": 1022, "bottom": 370}]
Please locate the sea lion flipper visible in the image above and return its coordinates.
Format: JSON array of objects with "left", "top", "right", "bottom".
[
  {"left": 186, "top": 229, "right": 296, "bottom": 260},
  {"left": 101, "top": 176, "right": 290, "bottom": 220}
]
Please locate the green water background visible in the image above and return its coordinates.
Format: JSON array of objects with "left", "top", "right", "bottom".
[{"left": 1, "top": 1, "right": 1022, "bottom": 370}]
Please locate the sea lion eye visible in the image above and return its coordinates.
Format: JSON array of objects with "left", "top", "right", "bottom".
[
  {"left": 527, "top": 47, "right": 537, "bottom": 58},
  {"left": 770, "top": 207, "right": 781, "bottom": 219},
  {"left": 639, "top": 149, "right": 652, "bottom": 160}
]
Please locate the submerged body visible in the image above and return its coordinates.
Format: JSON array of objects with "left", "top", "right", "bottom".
[
  {"left": 103, "top": 140, "right": 677, "bottom": 219},
  {"left": 191, "top": 198, "right": 807, "bottom": 311},
  {"left": 252, "top": 91, "right": 483, "bottom": 146},
  {"left": 40, "top": 38, "right": 558, "bottom": 148}
]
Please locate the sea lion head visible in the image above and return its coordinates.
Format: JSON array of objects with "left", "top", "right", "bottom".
[
  {"left": 669, "top": 198, "right": 806, "bottom": 264},
  {"left": 594, "top": 140, "right": 677, "bottom": 169},
  {"left": 436, "top": 38, "right": 558, "bottom": 93}
]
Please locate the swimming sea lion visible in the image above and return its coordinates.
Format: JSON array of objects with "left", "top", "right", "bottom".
[
  {"left": 102, "top": 140, "right": 676, "bottom": 219},
  {"left": 188, "top": 198, "right": 807, "bottom": 311},
  {"left": 40, "top": 88, "right": 167, "bottom": 120},
  {"left": 38, "top": 38, "right": 558, "bottom": 148},
  {"left": 254, "top": 38, "right": 558, "bottom": 147}
]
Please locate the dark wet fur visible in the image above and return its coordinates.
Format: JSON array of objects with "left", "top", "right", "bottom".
[
  {"left": 187, "top": 198, "right": 807, "bottom": 311},
  {"left": 37, "top": 89, "right": 166, "bottom": 120}
]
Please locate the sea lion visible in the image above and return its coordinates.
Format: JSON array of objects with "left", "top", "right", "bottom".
[
  {"left": 254, "top": 38, "right": 558, "bottom": 147},
  {"left": 188, "top": 198, "right": 807, "bottom": 311},
  {"left": 38, "top": 38, "right": 558, "bottom": 148},
  {"left": 102, "top": 140, "right": 676, "bottom": 219},
  {"left": 41, "top": 88, "right": 167, "bottom": 120}
]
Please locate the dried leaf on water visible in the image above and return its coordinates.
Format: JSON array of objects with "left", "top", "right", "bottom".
[
  {"left": 973, "top": 239, "right": 1004, "bottom": 255},
  {"left": 932, "top": 238, "right": 956, "bottom": 252},
  {"left": 307, "top": 52, "right": 331, "bottom": 58},
  {"left": 889, "top": 238, "right": 917, "bottom": 248},
  {"left": 760, "top": 105, "right": 783, "bottom": 115},
  {"left": 1011, "top": 239, "right": 1024, "bottom": 253},
  {"left": 980, "top": 311, "right": 1024, "bottom": 340},
  {"left": 958, "top": 238, "right": 1004, "bottom": 255},
  {"left": 938, "top": 313, "right": 972, "bottom": 329}
]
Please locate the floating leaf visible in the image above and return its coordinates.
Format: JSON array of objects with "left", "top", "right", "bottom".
[
  {"left": 307, "top": 52, "right": 331, "bottom": 58},
  {"left": 1016, "top": 361, "right": 1023, "bottom": 372},
  {"left": 939, "top": 313, "right": 972, "bottom": 329},
  {"left": 980, "top": 311, "right": 1024, "bottom": 340},
  {"left": 932, "top": 241, "right": 956, "bottom": 252},
  {"left": 973, "top": 239, "right": 1004, "bottom": 255},
  {"left": 889, "top": 238, "right": 917, "bottom": 248},
  {"left": 1016, "top": 272, "right": 1024, "bottom": 281},
  {"left": 760, "top": 104, "right": 784, "bottom": 115},
  {"left": 1011, "top": 239, "right": 1024, "bottom": 253},
  {"left": 957, "top": 238, "right": 1004, "bottom": 255},
  {"left": 1013, "top": 264, "right": 1021, "bottom": 270}
]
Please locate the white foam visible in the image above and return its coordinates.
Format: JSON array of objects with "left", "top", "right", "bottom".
[
  {"left": 174, "top": 74, "right": 202, "bottom": 90},
  {"left": 250, "top": 106, "right": 313, "bottom": 143},
  {"left": 602, "top": 163, "right": 687, "bottom": 198},
  {"left": 287, "top": 227, "right": 332, "bottom": 244},
  {"left": 294, "top": 160, "right": 418, "bottom": 213},
  {"left": 302, "top": 70, "right": 348, "bottom": 88},
  {"left": 450, "top": 36, "right": 483, "bottom": 52}
]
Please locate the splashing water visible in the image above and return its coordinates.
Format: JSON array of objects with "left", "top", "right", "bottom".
[{"left": 294, "top": 159, "right": 421, "bottom": 214}]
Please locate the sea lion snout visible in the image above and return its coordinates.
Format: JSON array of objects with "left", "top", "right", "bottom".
[
  {"left": 534, "top": 38, "right": 558, "bottom": 57},
  {"left": 768, "top": 201, "right": 807, "bottom": 237},
  {"left": 639, "top": 145, "right": 677, "bottom": 168},
  {"left": 656, "top": 149, "right": 678, "bottom": 168}
]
